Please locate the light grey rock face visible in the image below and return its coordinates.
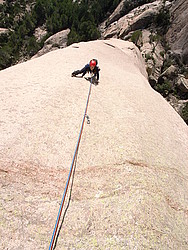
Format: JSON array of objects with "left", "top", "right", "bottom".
[
  {"left": 100, "top": 0, "right": 188, "bottom": 120},
  {"left": 177, "top": 75, "right": 188, "bottom": 93},
  {"left": 167, "top": 93, "right": 188, "bottom": 114},
  {"left": 102, "top": 0, "right": 157, "bottom": 28},
  {"left": 34, "top": 26, "right": 47, "bottom": 42},
  {"left": 0, "top": 39, "right": 188, "bottom": 249},
  {"left": 141, "top": 29, "right": 164, "bottom": 86},
  {"left": 32, "top": 28, "right": 70, "bottom": 58},
  {"left": 100, "top": 1, "right": 164, "bottom": 39},
  {"left": 45, "top": 28, "right": 70, "bottom": 47},
  {"left": 166, "top": 0, "right": 188, "bottom": 64},
  {"left": 99, "top": 1, "right": 171, "bottom": 87},
  {"left": 0, "top": 28, "right": 9, "bottom": 34}
]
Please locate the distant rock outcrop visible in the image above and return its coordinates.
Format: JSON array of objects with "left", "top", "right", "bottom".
[
  {"left": 166, "top": 0, "right": 188, "bottom": 64},
  {"left": 34, "top": 25, "right": 47, "bottom": 42},
  {"left": 32, "top": 28, "right": 70, "bottom": 58},
  {"left": 100, "top": 1, "right": 170, "bottom": 39},
  {"left": 99, "top": 0, "right": 172, "bottom": 86},
  {"left": 100, "top": 0, "right": 188, "bottom": 122},
  {"left": 0, "top": 39, "right": 188, "bottom": 249}
]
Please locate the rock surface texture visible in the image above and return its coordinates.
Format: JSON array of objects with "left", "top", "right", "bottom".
[
  {"left": 0, "top": 39, "right": 188, "bottom": 249},
  {"left": 99, "top": 1, "right": 165, "bottom": 39},
  {"left": 32, "top": 28, "right": 70, "bottom": 59},
  {"left": 166, "top": 0, "right": 188, "bottom": 64}
]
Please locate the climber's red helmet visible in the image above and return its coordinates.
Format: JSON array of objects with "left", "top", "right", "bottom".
[{"left": 89, "top": 60, "right": 96, "bottom": 68}]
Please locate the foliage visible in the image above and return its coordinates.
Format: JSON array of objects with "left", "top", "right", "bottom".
[
  {"left": 131, "top": 30, "right": 142, "bottom": 48},
  {"left": 162, "top": 58, "right": 173, "bottom": 72},
  {"left": 0, "top": 0, "right": 170, "bottom": 70},
  {"left": 145, "top": 53, "right": 155, "bottom": 63},
  {"left": 122, "top": 0, "right": 155, "bottom": 16},
  {"left": 160, "top": 51, "right": 165, "bottom": 58},
  {"left": 154, "top": 80, "right": 172, "bottom": 97},
  {"left": 0, "top": 0, "right": 122, "bottom": 70},
  {"left": 181, "top": 102, "right": 188, "bottom": 125},
  {"left": 149, "top": 33, "right": 162, "bottom": 50},
  {"left": 179, "top": 66, "right": 188, "bottom": 79},
  {"left": 154, "top": 5, "right": 170, "bottom": 34}
]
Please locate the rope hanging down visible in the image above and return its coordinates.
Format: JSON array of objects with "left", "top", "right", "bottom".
[{"left": 49, "top": 77, "right": 93, "bottom": 250}]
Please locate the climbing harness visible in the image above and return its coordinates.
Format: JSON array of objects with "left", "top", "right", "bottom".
[{"left": 49, "top": 77, "right": 93, "bottom": 250}]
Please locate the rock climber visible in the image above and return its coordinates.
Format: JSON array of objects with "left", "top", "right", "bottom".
[{"left": 71, "top": 59, "right": 100, "bottom": 84}]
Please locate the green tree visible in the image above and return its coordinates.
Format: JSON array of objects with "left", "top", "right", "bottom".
[
  {"left": 0, "top": 0, "right": 124, "bottom": 70},
  {"left": 155, "top": 6, "right": 170, "bottom": 34},
  {"left": 26, "top": 36, "right": 40, "bottom": 56},
  {"left": 18, "top": 23, "right": 27, "bottom": 39},
  {"left": 181, "top": 103, "right": 188, "bottom": 125},
  {"left": 131, "top": 30, "right": 142, "bottom": 48},
  {"left": 67, "top": 28, "right": 80, "bottom": 45},
  {"left": 0, "top": 46, "right": 12, "bottom": 70},
  {"left": 33, "top": 0, "right": 46, "bottom": 25}
]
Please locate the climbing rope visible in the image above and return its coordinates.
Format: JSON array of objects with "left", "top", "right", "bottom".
[
  {"left": 53, "top": 149, "right": 78, "bottom": 249},
  {"left": 49, "top": 77, "right": 93, "bottom": 250}
]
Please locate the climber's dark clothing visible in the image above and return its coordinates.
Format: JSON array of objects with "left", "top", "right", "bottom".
[{"left": 72, "top": 64, "right": 100, "bottom": 80}]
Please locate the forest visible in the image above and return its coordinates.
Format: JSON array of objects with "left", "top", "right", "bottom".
[{"left": 0, "top": 0, "right": 156, "bottom": 70}]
